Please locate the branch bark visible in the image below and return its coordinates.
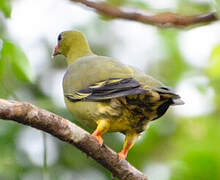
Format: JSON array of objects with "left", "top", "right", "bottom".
[
  {"left": 70, "top": 0, "right": 218, "bottom": 27},
  {"left": 0, "top": 99, "right": 147, "bottom": 180}
]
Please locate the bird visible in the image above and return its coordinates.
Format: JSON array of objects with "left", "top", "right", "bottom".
[{"left": 53, "top": 30, "right": 184, "bottom": 160}]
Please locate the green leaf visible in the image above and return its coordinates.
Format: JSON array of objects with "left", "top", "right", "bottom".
[
  {"left": 0, "top": 0, "right": 11, "bottom": 18},
  {"left": 207, "top": 44, "right": 220, "bottom": 78},
  {"left": 213, "top": 0, "right": 220, "bottom": 18},
  {"left": 0, "top": 58, "right": 4, "bottom": 81},
  {"left": 150, "top": 29, "right": 188, "bottom": 86},
  {"left": 107, "top": 0, "right": 148, "bottom": 9},
  {"left": 177, "top": 0, "right": 211, "bottom": 15},
  {"left": 1, "top": 40, "right": 35, "bottom": 83},
  {"left": 0, "top": 39, "right": 4, "bottom": 80},
  {"left": 0, "top": 39, "right": 3, "bottom": 55}
]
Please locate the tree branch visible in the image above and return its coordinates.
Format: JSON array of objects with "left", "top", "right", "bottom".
[
  {"left": 70, "top": 0, "right": 218, "bottom": 27},
  {"left": 0, "top": 99, "right": 147, "bottom": 180}
]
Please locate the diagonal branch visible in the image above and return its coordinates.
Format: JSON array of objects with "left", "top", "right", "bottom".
[
  {"left": 70, "top": 0, "right": 218, "bottom": 27},
  {"left": 0, "top": 99, "right": 147, "bottom": 180}
]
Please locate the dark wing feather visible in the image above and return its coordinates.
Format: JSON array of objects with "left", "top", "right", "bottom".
[
  {"left": 152, "top": 98, "right": 173, "bottom": 120},
  {"left": 65, "top": 78, "right": 148, "bottom": 102}
]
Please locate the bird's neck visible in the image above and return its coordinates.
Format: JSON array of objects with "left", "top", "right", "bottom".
[{"left": 66, "top": 46, "right": 94, "bottom": 66}]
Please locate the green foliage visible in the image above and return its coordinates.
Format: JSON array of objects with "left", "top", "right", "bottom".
[
  {"left": 147, "top": 29, "right": 189, "bottom": 86},
  {"left": 171, "top": 152, "right": 220, "bottom": 180},
  {"left": 0, "top": 39, "right": 2, "bottom": 54},
  {"left": 106, "top": 0, "right": 148, "bottom": 9},
  {"left": 207, "top": 44, "right": 220, "bottom": 79},
  {"left": 169, "top": 117, "right": 220, "bottom": 180},
  {"left": 0, "top": 39, "right": 4, "bottom": 80},
  {"left": 207, "top": 44, "right": 220, "bottom": 114},
  {"left": 0, "top": 0, "right": 11, "bottom": 17},
  {"left": 213, "top": 0, "right": 220, "bottom": 17},
  {"left": 99, "top": 0, "right": 148, "bottom": 21},
  {"left": 177, "top": 0, "right": 211, "bottom": 14},
  {"left": 0, "top": 40, "right": 35, "bottom": 83}
]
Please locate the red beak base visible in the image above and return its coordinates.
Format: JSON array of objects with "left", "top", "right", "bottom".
[{"left": 53, "top": 45, "right": 59, "bottom": 56}]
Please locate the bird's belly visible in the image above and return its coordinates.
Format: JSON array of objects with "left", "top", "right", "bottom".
[
  {"left": 107, "top": 108, "right": 150, "bottom": 133},
  {"left": 64, "top": 98, "right": 139, "bottom": 132},
  {"left": 65, "top": 99, "right": 98, "bottom": 129},
  {"left": 64, "top": 94, "right": 170, "bottom": 133}
]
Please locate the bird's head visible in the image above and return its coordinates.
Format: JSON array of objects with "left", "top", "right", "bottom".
[{"left": 53, "top": 30, "right": 93, "bottom": 65}]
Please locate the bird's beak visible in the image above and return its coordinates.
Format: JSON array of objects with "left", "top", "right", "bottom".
[{"left": 53, "top": 45, "right": 59, "bottom": 56}]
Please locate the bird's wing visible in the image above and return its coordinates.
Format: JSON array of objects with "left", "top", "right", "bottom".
[{"left": 64, "top": 77, "right": 148, "bottom": 101}]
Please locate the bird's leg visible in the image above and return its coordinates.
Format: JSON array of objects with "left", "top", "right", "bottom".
[
  {"left": 118, "top": 131, "right": 139, "bottom": 160},
  {"left": 91, "top": 119, "right": 110, "bottom": 145}
]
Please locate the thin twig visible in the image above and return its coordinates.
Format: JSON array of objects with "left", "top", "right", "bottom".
[
  {"left": 0, "top": 99, "right": 147, "bottom": 180},
  {"left": 42, "top": 132, "right": 49, "bottom": 180},
  {"left": 70, "top": 0, "right": 218, "bottom": 27}
]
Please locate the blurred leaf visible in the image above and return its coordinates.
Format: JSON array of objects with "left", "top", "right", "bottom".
[
  {"left": 0, "top": 59, "right": 4, "bottom": 81},
  {"left": 107, "top": 0, "right": 127, "bottom": 6},
  {"left": 168, "top": 116, "right": 220, "bottom": 180},
  {"left": 0, "top": 39, "right": 4, "bottom": 80},
  {"left": 2, "top": 40, "right": 35, "bottom": 83},
  {"left": 207, "top": 44, "right": 220, "bottom": 79},
  {"left": 213, "top": 0, "right": 220, "bottom": 18},
  {"left": 107, "top": 0, "right": 148, "bottom": 9},
  {"left": 171, "top": 151, "right": 220, "bottom": 180},
  {"left": 0, "top": 0, "right": 11, "bottom": 18},
  {"left": 177, "top": 0, "right": 211, "bottom": 15},
  {"left": 0, "top": 39, "right": 2, "bottom": 55},
  {"left": 148, "top": 29, "right": 189, "bottom": 86}
]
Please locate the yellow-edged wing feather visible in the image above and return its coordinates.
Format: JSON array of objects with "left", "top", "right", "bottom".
[{"left": 65, "top": 78, "right": 149, "bottom": 101}]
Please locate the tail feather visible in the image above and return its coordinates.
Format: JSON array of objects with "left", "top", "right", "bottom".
[
  {"left": 152, "top": 86, "right": 184, "bottom": 106},
  {"left": 172, "top": 98, "right": 184, "bottom": 105}
]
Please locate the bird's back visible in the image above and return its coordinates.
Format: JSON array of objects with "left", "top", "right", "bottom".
[{"left": 63, "top": 55, "right": 162, "bottom": 94}]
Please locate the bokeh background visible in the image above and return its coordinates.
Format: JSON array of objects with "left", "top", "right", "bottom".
[{"left": 1, "top": 0, "right": 220, "bottom": 179}]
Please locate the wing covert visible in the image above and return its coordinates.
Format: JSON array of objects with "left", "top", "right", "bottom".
[{"left": 65, "top": 78, "right": 147, "bottom": 102}]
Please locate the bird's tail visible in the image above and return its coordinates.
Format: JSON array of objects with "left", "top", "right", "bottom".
[{"left": 152, "top": 86, "right": 184, "bottom": 105}]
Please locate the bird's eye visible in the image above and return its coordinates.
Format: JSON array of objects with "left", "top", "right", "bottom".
[{"left": 58, "top": 33, "right": 62, "bottom": 42}]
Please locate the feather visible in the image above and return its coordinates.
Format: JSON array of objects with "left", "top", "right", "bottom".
[{"left": 65, "top": 78, "right": 148, "bottom": 101}]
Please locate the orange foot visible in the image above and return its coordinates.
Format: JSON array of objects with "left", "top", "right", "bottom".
[
  {"left": 91, "top": 131, "right": 104, "bottom": 145},
  {"left": 118, "top": 151, "right": 127, "bottom": 161}
]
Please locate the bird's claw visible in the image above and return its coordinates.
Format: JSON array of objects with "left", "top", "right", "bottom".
[
  {"left": 91, "top": 133, "right": 104, "bottom": 145},
  {"left": 118, "top": 151, "right": 127, "bottom": 161}
]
